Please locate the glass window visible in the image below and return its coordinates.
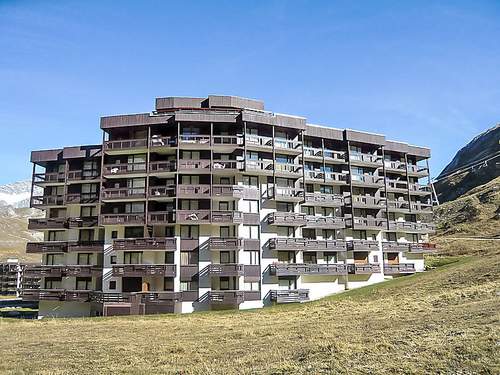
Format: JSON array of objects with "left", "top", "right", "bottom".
[
  {"left": 77, "top": 253, "right": 92, "bottom": 265},
  {"left": 76, "top": 277, "right": 92, "bottom": 290},
  {"left": 325, "top": 252, "right": 337, "bottom": 264},
  {"left": 219, "top": 277, "right": 230, "bottom": 290},
  {"left": 180, "top": 225, "right": 199, "bottom": 239},
  {"left": 109, "top": 280, "right": 116, "bottom": 290},
  {"left": 303, "top": 253, "right": 317, "bottom": 264},
  {"left": 249, "top": 251, "right": 259, "bottom": 265},
  {"left": 45, "top": 277, "right": 62, "bottom": 289},
  {"left": 220, "top": 226, "right": 231, "bottom": 238},
  {"left": 124, "top": 252, "right": 142, "bottom": 264},
  {"left": 243, "top": 175, "right": 259, "bottom": 187},
  {"left": 110, "top": 255, "right": 117, "bottom": 264}
]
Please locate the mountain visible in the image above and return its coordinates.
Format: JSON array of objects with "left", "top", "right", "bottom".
[
  {"left": 0, "top": 181, "right": 43, "bottom": 262},
  {"left": 434, "top": 124, "right": 500, "bottom": 203}
]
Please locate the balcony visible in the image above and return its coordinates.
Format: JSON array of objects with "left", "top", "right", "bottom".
[
  {"left": 65, "top": 193, "right": 99, "bottom": 204},
  {"left": 111, "top": 264, "right": 176, "bottom": 277},
  {"left": 177, "top": 184, "right": 211, "bottom": 198},
  {"left": 388, "top": 221, "right": 436, "bottom": 233},
  {"left": 410, "top": 201, "right": 433, "bottom": 213},
  {"left": 178, "top": 159, "right": 211, "bottom": 172},
  {"left": 31, "top": 195, "right": 65, "bottom": 208},
  {"left": 90, "top": 291, "right": 182, "bottom": 304},
  {"left": 386, "top": 179, "right": 408, "bottom": 193},
  {"left": 324, "top": 150, "right": 347, "bottom": 163},
  {"left": 211, "top": 211, "right": 244, "bottom": 224},
  {"left": 103, "top": 162, "right": 146, "bottom": 176},
  {"left": 33, "top": 172, "right": 65, "bottom": 184},
  {"left": 24, "top": 265, "right": 102, "bottom": 277},
  {"left": 269, "top": 263, "right": 347, "bottom": 276},
  {"left": 303, "top": 147, "right": 323, "bottom": 160},
  {"left": 408, "top": 243, "right": 437, "bottom": 253},
  {"left": 245, "top": 160, "right": 274, "bottom": 175},
  {"left": 349, "top": 153, "right": 383, "bottom": 167},
  {"left": 207, "top": 264, "right": 244, "bottom": 277},
  {"left": 207, "top": 237, "right": 243, "bottom": 251},
  {"left": 22, "top": 289, "right": 65, "bottom": 301},
  {"left": 349, "top": 195, "right": 386, "bottom": 209},
  {"left": 113, "top": 237, "right": 176, "bottom": 252},
  {"left": 347, "top": 263, "right": 381, "bottom": 274},
  {"left": 350, "top": 174, "right": 385, "bottom": 188},
  {"left": 148, "top": 211, "right": 175, "bottom": 224},
  {"left": 150, "top": 135, "right": 177, "bottom": 149},
  {"left": 66, "top": 170, "right": 100, "bottom": 182},
  {"left": 270, "top": 289, "right": 310, "bottom": 303},
  {"left": 212, "top": 135, "right": 243, "bottom": 150},
  {"left": 67, "top": 241, "right": 104, "bottom": 252},
  {"left": 180, "top": 265, "right": 199, "bottom": 281},
  {"left": 268, "top": 238, "right": 347, "bottom": 252},
  {"left": 305, "top": 170, "right": 325, "bottom": 181},
  {"left": 101, "top": 188, "right": 146, "bottom": 201},
  {"left": 68, "top": 216, "right": 98, "bottom": 228},
  {"left": 350, "top": 217, "right": 386, "bottom": 230},
  {"left": 212, "top": 185, "right": 260, "bottom": 200},
  {"left": 387, "top": 200, "right": 410, "bottom": 212},
  {"left": 208, "top": 290, "right": 246, "bottom": 305},
  {"left": 384, "top": 263, "right": 416, "bottom": 275},
  {"left": 148, "top": 185, "right": 176, "bottom": 199},
  {"left": 324, "top": 172, "right": 348, "bottom": 184},
  {"left": 104, "top": 138, "right": 148, "bottom": 153},
  {"left": 245, "top": 134, "right": 273, "bottom": 150},
  {"left": 275, "top": 162, "right": 302, "bottom": 177},
  {"left": 212, "top": 160, "right": 243, "bottom": 173},
  {"left": 382, "top": 242, "right": 411, "bottom": 252},
  {"left": 407, "top": 164, "right": 429, "bottom": 177},
  {"left": 176, "top": 210, "right": 211, "bottom": 224},
  {"left": 267, "top": 212, "right": 307, "bottom": 226},
  {"left": 271, "top": 187, "right": 304, "bottom": 202},
  {"left": 100, "top": 213, "right": 145, "bottom": 225},
  {"left": 304, "top": 193, "right": 343, "bottom": 207},
  {"left": 273, "top": 139, "right": 302, "bottom": 154},
  {"left": 149, "top": 161, "right": 177, "bottom": 173},
  {"left": 64, "top": 290, "right": 93, "bottom": 302},
  {"left": 384, "top": 161, "right": 406, "bottom": 174},
  {"left": 26, "top": 241, "right": 68, "bottom": 254},
  {"left": 28, "top": 217, "right": 68, "bottom": 230},
  {"left": 409, "top": 183, "right": 432, "bottom": 196},
  {"left": 347, "top": 240, "right": 379, "bottom": 251},
  {"left": 305, "top": 216, "right": 345, "bottom": 229},
  {"left": 179, "top": 135, "right": 211, "bottom": 148}
]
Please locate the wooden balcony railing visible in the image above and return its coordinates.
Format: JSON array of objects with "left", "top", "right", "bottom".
[
  {"left": 270, "top": 289, "right": 309, "bottom": 303},
  {"left": 350, "top": 174, "right": 385, "bottom": 186},
  {"left": 208, "top": 290, "right": 245, "bottom": 305},
  {"left": 67, "top": 240, "right": 104, "bottom": 252},
  {"left": 349, "top": 195, "right": 386, "bottom": 208},
  {"left": 408, "top": 243, "right": 437, "bottom": 253},
  {"left": 407, "top": 165, "right": 429, "bottom": 175},
  {"left": 269, "top": 263, "right": 347, "bottom": 276},
  {"left": 178, "top": 159, "right": 211, "bottom": 171},
  {"left": 305, "top": 216, "right": 345, "bottom": 228},
  {"left": 211, "top": 185, "right": 260, "bottom": 199},
  {"left": 212, "top": 135, "right": 243, "bottom": 146},
  {"left": 24, "top": 265, "right": 102, "bottom": 277},
  {"left": 111, "top": 264, "right": 176, "bottom": 277},
  {"left": 347, "top": 240, "right": 379, "bottom": 251},
  {"left": 179, "top": 135, "right": 211, "bottom": 146},
  {"left": 177, "top": 184, "right": 211, "bottom": 198},
  {"left": 386, "top": 179, "right": 408, "bottom": 191},
  {"left": 382, "top": 242, "right": 411, "bottom": 252},
  {"left": 271, "top": 187, "right": 305, "bottom": 201},
  {"left": 304, "top": 193, "right": 344, "bottom": 206},
  {"left": 103, "top": 162, "right": 146, "bottom": 175},
  {"left": 113, "top": 237, "right": 177, "bottom": 251},
  {"left": 245, "top": 134, "right": 273, "bottom": 148},
  {"left": 101, "top": 188, "right": 146, "bottom": 200},
  {"left": 65, "top": 193, "right": 99, "bottom": 204},
  {"left": 148, "top": 211, "right": 175, "bottom": 224},
  {"left": 207, "top": 264, "right": 245, "bottom": 277},
  {"left": 31, "top": 195, "right": 65, "bottom": 207},
  {"left": 28, "top": 217, "right": 68, "bottom": 230},
  {"left": 66, "top": 170, "right": 99, "bottom": 181},
  {"left": 384, "top": 161, "right": 406, "bottom": 172},
  {"left": 207, "top": 237, "right": 243, "bottom": 251},
  {"left": 324, "top": 172, "right": 348, "bottom": 183},
  {"left": 211, "top": 211, "right": 243, "bottom": 224},
  {"left": 387, "top": 200, "right": 410, "bottom": 211},
  {"left": 150, "top": 136, "right": 177, "bottom": 148},
  {"left": 26, "top": 241, "right": 68, "bottom": 254},
  {"left": 245, "top": 160, "right": 274, "bottom": 173},
  {"left": 176, "top": 210, "right": 211, "bottom": 224},
  {"left": 268, "top": 238, "right": 347, "bottom": 252},
  {"left": 100, "top": 214, "right": 145, "bottom": 225},
  {"left": 104, "top": 138, "right": 148, "bottom": 150},
  {"left": 149, "top": 161, "right": 177, "bottom": 173},
  {"left": 273, "top": 138, "right": 302, "bottom": 151},
  {"left": 67, "top": 216, "right": 98, "bottom": 228},
  {"left": 324, "top": 150, "right": 347, "bottom": 162},
  {"left": 148, "top": 185, "right": 176, "bottom": 198},
  {"left": 212, "top": 160, "right": 242, "bottom": 171},
  {"left": 267, "top": 212, "right": 307, "bottom": 226},
  {"left": 33, "top": 172, "right": 65, "bottom": 184},
  {"left": 384, "top": 263, "right": 416, "bottom": 274},
  {"left": 347, "top": 263, "right": 381, "bottom": 274},
  {"left": 350, "top": 217, "right": 386, "bottom": 230},
  {"left": 388, "top": 221, "right": 436, "bottom": 232},
  {"left": 349, "top": 153, "right": 383, "bottom": 165},
  {"left": 275, "top": 162, "right": 302, "bottom": 176}
]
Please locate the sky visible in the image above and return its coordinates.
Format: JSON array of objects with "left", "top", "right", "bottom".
[{"left": 0, "top": 0, "right": 499, "bottom": 184}]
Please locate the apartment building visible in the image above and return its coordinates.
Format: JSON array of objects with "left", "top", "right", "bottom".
[
  {"left": 1, "top": 259, "right": 39, "bottom": 297},
  {"left": 24, "top": 95, "right": 435, "bottom": 318}
]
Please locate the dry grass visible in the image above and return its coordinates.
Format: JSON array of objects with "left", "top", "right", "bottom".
[{"left": 0, "top": 254, "right": 498, "bottom": 374}]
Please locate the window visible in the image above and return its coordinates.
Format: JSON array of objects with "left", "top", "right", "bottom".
[
  {"left": 220, "top": 226, "right": 231, "bottom": 238},
  {"left": 246, "top": 151, "right": 259, "bottom": 161},
  {"left": 48, "top": 231, "right": 64, "bottom": 241},
  {"left": 219, "top": 201, "right": 230, "bottom": 211},
  {"left": 125, "top": 227, "right": 144, "bottom": 238},
  {"left": 320, "top": 185, "right": 333, "bottom": 194},
  {"left": 278, "top": 251, "right": 295, "bottom": 263},
  {"left": 180, "top": 225, "right": 199, "bottom": 239},
  {"left": 412, "top": 234, "right": 419, "bottom": 242},
  {"left": 46, "top": 254, "right": 60, "bottom": 265},
  {"left": 244, "top": 282, "right": 260, "bottom": 291},
  {"left": 164, "top": 278, "right": 174, "bottom": 291},
  {"left": 127, "top": 178, "right": 146, "bottom": 194},
  {"left": 278, "top": 278, "right": 295, "bottom": 290},
  {"left": 180, "top": 251, "right": 198, "bottom": 265},
  {"left": 249, "top": 251, "right": 259, "bottom": 265},
  {"left": 181, "top": 175, "right": 199, "bottom": 184},
  {"left": 373, "top": 255, "right": 379, "bottom": 263},
  {"left": 76, "top": 277, "right": 92, "bottom": 290},
  {"left": 45, "top": 277, "right": 62, "bottom": 289},
  {"left": 387, "top": 232, "right": 397, "bottom": 242},
  {"left": 219, "top": 277, "right": 230, "bottom": 290},
  {"left": 243, "top": 175, "right": 259, "bottom": 187},
  {"left": 125, "top": 203, "right": 145, "bottom": 213},
  {"left": 303, "top": 253, "right": 317, "bottom": 264},
  {"left": 302, "top": 206, "right": 314, "bottom": 215},
  {"left": 82, "top": 161, "right": 98, "bottom": 178},
  {"left": 124, "top": 252, "right": 142, "bottom": 264},
  {"left": 81, "top": 183, "right": 97, "bottom": 194},
  {"left": 325, "top": 252, "right": 337, "bottom": 264},
  {"left": 241, "top": 225, "right": 259, "bottom": 239},
  {"left": 110, "top": 255, "right": 117, "bottom": 265},
  {"left": 79, "top": 229, "right": 94, "bottom": 242},
  {"left": 77, "top": 253, "right": 92, "bottom": 265},
  {"left": 220, "top": 251, "right": 233, "bottom": 264},
  {"left": 322, "top": 229, "right": 336, "bottom": 240},
  {"left": 180, "top": 280, "right": 199, "bottom": 291},
  {"left": 302, "top": 228, "right": 316, "bottom": 239},
  {"left": 181, "top": 150, "right": 200, "bottom": 159},
  {"left": 111, "top": 231, "right": 118, "bottom": 239},
  {"left": 81, "top": 206, "right": 96, "bottom": 217},
  {"left": 276, "top": 202, "right": 293, "bottom": 212},
  {"left": 165, "top": 252, "right": 174, "bottom": 264},
  {"left": 242, "top": 200, "right": 259, "bottom": 213}
]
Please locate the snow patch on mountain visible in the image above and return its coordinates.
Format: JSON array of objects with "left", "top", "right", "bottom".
[{"left": 0, "top": 180, "right": 42, "bottom": 208}]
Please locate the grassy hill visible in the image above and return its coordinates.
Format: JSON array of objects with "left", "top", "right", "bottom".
[{"left": 0, "top": 180, "right": 498, "bottom": 374}]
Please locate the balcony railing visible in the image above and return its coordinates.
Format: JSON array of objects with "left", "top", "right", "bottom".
[
  {"left": 347, "top": 240, "right": 379, "bottom": 251},
  {"left": 211, "top": 211, "right": 243, "bottom": 224},
  {"left": 268, "top": 238, "right": 347, "bottom": 252},
  {"left": 324, "top": 150, "right": 346, "bottom": 162},
  {"left": 388, "top": 221, "right": 436, "bottom": 232},
  {"left": 304, "top": 193, "right": 343, "bottom": 206},
  {"left": 26, "top": 241, "right": 68, "bottom": 253},
  {"left": 148, "top": 185, "right": 176, "bottom": 198},
  {"left": 103, "top": 162, "right": 146, "bottom": 175},
  {"left": 347, "top": 263, "right": 381, "bottom": 274},
  {"left": 212, "top": 135, "right": 243, "bottom": 147},
  {"left": 67, "top": 241, "right": 104, "bottom": 252},
  {"left": 33, "top": 172, "right": 65, "bottom": 184},
  {"left": 113, "top": 237, "right": 177, "bottom": 251},
  {"left": 207, "top": 290, "right": 245, "bottom": 305},
  {"left": 105, "top": 138, "right": 148, "bottom": 151},
  {"left": 410, "top": 201, "right": 433, "bottom": 212},
  {"left": 386, "top": 179, "right": 408, "bottom": 192},
  {"left": 176, "top": 210, "right": 211, "bottom": 224},
  {"left": 28, "top": 217, "right": 68, "bottom": 230},
  {"left": 409, "top": 183, "right": 432, "bottom": 195},
  {"left": 387, "top": 200, "right": 410, "bottom": 211},
  {"left": 350, "top": 195, "right": 386, "bottom": 208},
  {"left": 212, "top": 185, "right": 260, "bottom": 200},
  {"left": 245, "top": 160, "right": 274, "bottom": 174},
  {"left": 324, "top": 172, "right": 348, "bottom": 184},
  {"left": 65, "top": 193, "right": 99, "bottom": 204},
  {"left": 101, "top": 188, "right": 146, "bottom": 200},
  {"left": 303, "top": 147, "right": 323, "bottom": 158},
  {"left": 384, "top": 161, "right": 406, "bottom": 172},
  {"left": 408, "top": 243, "right": 437, "bottom": 253},
  {"left": 275, "top": 162, "right": 302, "bottom": 176},
  {"left": 269, "top": 263, "right": 347, "bottom": 276},
  {"left": 100, "top": 214, "right": 145, "bottom": 225},
  {"left": 179, "top": 135, "right": 211, "bottom": 146},
  {"left": 212, "top": 160, "right": 242, "bottom": 171},
  {"left": 271, "top": 187, "right": 305, "bottom": 201},
  {"left": 407, "top": 164, "right": 429, "bottom": 175},
  {"left": 150, "top": 136, "right": 177, "bottom": 148},
  {"left": 245, "top": 135, "right": 273, "bottom": 148},
  {"left": 24, "top": 265, "right": 102, "bottom": 277},
  {"left": 67, "top": 170, "right": 100, "bottom": 181},
  {"left": 68, "top": 216, "right": 98, "bottom": 228},
  {"left": 207, "top": 237, "right": 243, "bottom": 251},
  {"left": 178, "top": 159, "right": 211, "bottom": 171},
  {"left": 384, "top": 263, "right": 416, "bottom": 274},
  {"left": 207, "top": 264, "right": 244, "bottom": 277},
  {"left": 350, "top": 217, "right": 386, "bottom": 230},
  {"left": 305, "top": 216, "right": 345, "bottom": 228},
  {"left": 270, "top": 289, "right": 309, "bottom": 303},
  {"left": 383, "top": 242, "right": 437, "bottom": 253},
  {"left": 274, "top": 138, "right": 302, "bottom": 152},
  {"left": 349, "top": 153, "right": 383, "bottom": 166},
  {"left": 31, "top": 195, "right": 65, "bottom": 207},
  {"left": 111, "top": 264, "right": 176, "bottom": 277},
  {"left": 350, "top": 174, "right": 384, "bottom": 187},
  {"left": 177, "top": 184, "right": 211, "bottom": 198},
  {"left": 267, "top": 212, "right": 307, "bottom": 226},
  {"left": 149, "top": 161, "right": 177, "bottom": 173},
  {"left": 148, "top": 211, "right": 175, "bottom": 224},
  {"left": 382, "top": 242, "right": 411, "bottom": 252},
  {"left": 305, "top": 170, "right": 325, "bottom": 181}
]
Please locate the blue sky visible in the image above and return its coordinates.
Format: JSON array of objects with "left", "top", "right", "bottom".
[{"left": 0, "top": 0, "right": 499, "bottom": 184}]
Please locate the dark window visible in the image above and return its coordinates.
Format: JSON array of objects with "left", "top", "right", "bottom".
[
  {"left": 110, "top": 255, "right": 117, "bottom": 264},
  {"left": 109, "top": 280, "right": 116, "bottom": 290},
  {"left": 111, "top": 231, "right": 118, "bottom": 239}
]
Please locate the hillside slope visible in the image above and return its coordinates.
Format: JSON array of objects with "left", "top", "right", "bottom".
[
  {"left": 433, "top": 176, "right": 500, "bottom": 255},
  {"left": 435, "top": 124, "right": 500, "bottom": 203}
]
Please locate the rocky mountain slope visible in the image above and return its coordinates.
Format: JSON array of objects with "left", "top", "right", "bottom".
[
  {"left": 0, "top": 181, "right": 42, "bottom": 262},
  {"left": 434, "top": 124, "right": 500, "bottom": 203}
]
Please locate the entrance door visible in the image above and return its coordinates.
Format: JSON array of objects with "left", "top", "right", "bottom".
[{"left": 122, "top": 277, "right": 142, "bottom": 292}]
